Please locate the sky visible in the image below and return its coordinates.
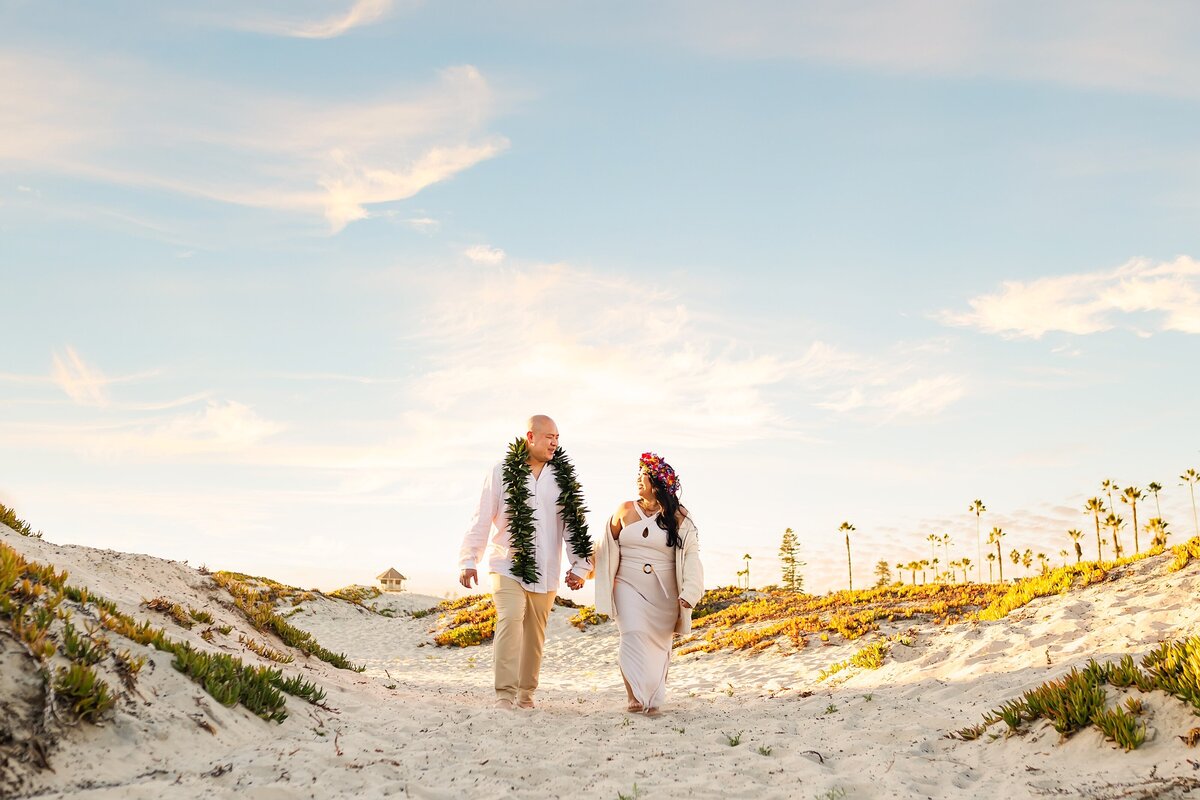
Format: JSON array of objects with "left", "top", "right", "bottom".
[{"left": 2, "top": 0, "right": 1200, "bottom": 600}]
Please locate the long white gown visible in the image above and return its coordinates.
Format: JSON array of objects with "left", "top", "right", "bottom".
[{"left": 614, "top": 505, "right": 679, "bottom": 710}]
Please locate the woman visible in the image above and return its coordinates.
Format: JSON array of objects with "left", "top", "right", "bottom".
[{"left": 593, "top": 452, "right": 703, "bottom": 714}]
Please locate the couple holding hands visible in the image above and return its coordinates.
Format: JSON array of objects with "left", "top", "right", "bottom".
[{"left": 458, "top": 415, "right": 704, "bottom": 714}]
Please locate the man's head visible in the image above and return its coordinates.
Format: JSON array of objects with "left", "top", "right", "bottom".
[{"left": 524, "top": 415, "right": 559, "bottom": 464}]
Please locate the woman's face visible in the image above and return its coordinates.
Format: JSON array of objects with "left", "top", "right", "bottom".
[{"left": 637, "top": 470, "right": 656, "bottom": 502}]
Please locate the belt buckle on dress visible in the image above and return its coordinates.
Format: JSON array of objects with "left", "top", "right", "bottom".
[{"left": 642, "top": 563, "right": 653, "bottom": 574}]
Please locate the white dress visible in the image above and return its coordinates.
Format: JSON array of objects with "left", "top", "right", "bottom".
[{"left": 614, "top": 505, "right": 679, "bottom": 710}]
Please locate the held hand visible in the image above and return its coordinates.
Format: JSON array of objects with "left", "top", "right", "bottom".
[
  {"left": 564, "top": 572, "right": 584, "bottom": 590},
  {"left": 459, "top": 569, "right": 478, "bottom": 589},
  {"left": 678, "top": 598, "right": 692, "bottom": 609}
]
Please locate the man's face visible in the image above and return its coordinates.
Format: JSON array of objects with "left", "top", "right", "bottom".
[{"left": 526, "top": 421, "right": 559, "bottom": 463}]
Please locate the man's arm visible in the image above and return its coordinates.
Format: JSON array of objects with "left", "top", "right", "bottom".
[{"left": 459, "top": 465, "right": 500, "bottom": 588}]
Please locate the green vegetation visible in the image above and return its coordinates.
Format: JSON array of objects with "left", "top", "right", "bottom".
[
  {"left": 212, "top": 572, "right": 363, "bottom": 671},
  {"left": 431, "top": 595, "right": 496, "bottom": 647},
  {"left": 0, "top": 502, "right": 43, "bottom": 539},
  {"left": 957, "top": 637, "right": 1200, "bottom": 750},
  {"left": 568, "top": 605, "right": 609, "bottom": 630}
]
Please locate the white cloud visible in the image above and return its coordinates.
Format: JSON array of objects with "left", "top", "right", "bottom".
[
  {"left": 152, "top": 401, "right": 285, "bottom": 448},
  {"left": 462, "top": 244, "right": 506, "bottom": 264},
  {"left": 51, "top": 347, "right": 111, "bottom": 407},
  {"left": 0, "top": 54, "right": 506, "bottom": 233},
  {"left": 938, "top": 256, "right": 1200, "bottom": 339},
  {"left": 226, "top": 0, "right": 398, "bottom": 39}
]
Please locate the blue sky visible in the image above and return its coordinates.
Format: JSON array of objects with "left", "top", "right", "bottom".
[{"left": 3, "top": 1, "right": 1199, "bottom": 597}]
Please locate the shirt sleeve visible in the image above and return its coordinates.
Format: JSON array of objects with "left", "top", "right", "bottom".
[{"left": 459, "top": 465, "right": 500, "bottom": 570}]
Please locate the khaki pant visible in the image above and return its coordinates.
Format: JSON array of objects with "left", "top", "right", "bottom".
[{"left": 490, "top": 573, "right": 556, "bottom": 703}]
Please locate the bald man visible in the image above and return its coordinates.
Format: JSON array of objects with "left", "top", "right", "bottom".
[{"left": 458, "top": 415, "right": 592, "bottom": 709}]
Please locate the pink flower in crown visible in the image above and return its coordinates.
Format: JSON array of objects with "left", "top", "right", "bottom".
[{"left": 639, "top": 451, "right": 680, "bottom": 494}]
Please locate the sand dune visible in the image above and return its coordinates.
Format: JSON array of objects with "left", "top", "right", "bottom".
[{"left": 3, "top": 524, "right": 1200, "bottom": 799}]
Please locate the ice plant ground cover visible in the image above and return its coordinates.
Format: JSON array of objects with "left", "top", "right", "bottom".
[{"left": 4, "top": 520, "right": 1200, "bottom": 798}]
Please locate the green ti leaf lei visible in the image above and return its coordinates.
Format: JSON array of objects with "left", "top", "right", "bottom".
[{"left": 501, "top": 438, "right": 592, "bottom": 585}]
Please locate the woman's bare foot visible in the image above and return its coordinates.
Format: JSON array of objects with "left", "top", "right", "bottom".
[
  {"left": 645, "top": 707, "right": 661, "bottom": 716},
  {"left": 627, "top": 700, "right": 644, "bottom": 712}
]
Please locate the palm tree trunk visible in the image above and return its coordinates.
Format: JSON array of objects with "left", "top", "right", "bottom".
[
  {"left": 996, "top": 543, "right": 1003, "bottom": 582},
  {"left": 845, "top": 533, "right": 853, "bottom": 592},
  {"left": 1191, "top": 484, "right": 1199, "bottom": 538},
  {"left": 1131, "top": 502, "right": 1139, "bottom": 554},
  {"left": 1093, "top": 512, "right": 1102, "bottom": 561}
]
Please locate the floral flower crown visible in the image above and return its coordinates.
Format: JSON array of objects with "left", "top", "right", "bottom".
[{"left": 640, "top": 451, "right": 680, "bottom": 495}]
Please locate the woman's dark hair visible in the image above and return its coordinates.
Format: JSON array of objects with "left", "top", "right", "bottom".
[{"left": 649, "top": 477, "right": 687, "bottom": 548}]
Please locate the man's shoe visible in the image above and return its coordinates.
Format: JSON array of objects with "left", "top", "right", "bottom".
[{"left": 494, "top": 698, "right": 515, "bottom": 710}]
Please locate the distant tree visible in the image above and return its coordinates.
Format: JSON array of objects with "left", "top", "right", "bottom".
[
  {"left": 986, "top": 551, "right": 996, "bottom": 582},
  {"left": 1105, "top": 513, "right": 1125, "bottom": 558},
  {"left": 1147, "top": 481, "right": 1164, "bottom": 520},
  {"left": 1021, "top": 548, "right": 1033, "bottom": 574},
  {"left": 1067, "top": 529, "right": 1084, "bottom": 563},
  {"left": 738, "top": 553, "right": 752, "bottom": 590},
  {"left": 959, "top": 557, "right": 972, "bottom": 583},
  {"left": 1084, "top": 498, "right": 1106, "bottom": 561},
  {"left": 1182, "top": 469, "right": 1200, "bottom": 538},
  {"left": 970, "top": 499, "right": 986, "bottom": 582},
  {"left": 1146, "top": 517, "right": 1170, "bottom": 549},
  {"left": 839, "top": 522, "right": 856, "bottom": 591},
  {"left": 873, "top": 559, "right": 892, "bottom": 588},
  {"left": 778, "top": 528, "right": 805, "bottom": 592},
  {"left": 918, "top": 559, "right": 930, "bottom": 585},
  {"left": 906, "top": 560, "right": 920, "bottom": 585},
  {"left": 1120, "top": 486, "right": 1143, "bottom": 554},
  {"left": 988, "top": 527, "right": 1007, "bottom": 582},
  {"left": 1008, "top": 549, "right": 1021, "bottom": 575},
  {"left": 1036, "top": 552, "right": 1049, "bottom": 575},
  {"left": 1101, "top": 479, "right": 1119, "bottom": 518},
  {"left": 925, "top": 533, "right": 938, "bottom": 571},
  {"left": 1058, "top": 549, "right": 1069, "bottom": 567}
]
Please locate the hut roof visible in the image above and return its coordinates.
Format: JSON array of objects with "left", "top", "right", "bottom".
[{"left": 377, "top": 567, "right": 407, "bottom": 580}]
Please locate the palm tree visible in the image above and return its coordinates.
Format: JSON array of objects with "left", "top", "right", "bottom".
[
  {"left": 988, "top": 527, "right": 1007, "bottom": 582},
  {"left": 941, "top": 533, "right": 952, "bottom": 577},
  {"left": 926, "top": 533, "right": 938, "bottom": 570},
  {"left": 1182, "top": 469, "right": 1200, "bottom": 538},
  {"left": 839, "top": 522, "right": 855, "bottom": 591},
  {"left": 918, "top": 559, "right": 930, "bottom": 585},
  {"left": 1067, "top": 529, "right": 1084, "bottom": 562},
  {"left": 960, "top": 556, "right": 972, "bottom": 583},
  {"left": 1021, "top": 548, "right": 1033, "bottom": 574},
  {"left": 932, "top": 557, "right": 940, "bottom": 582},
  {"left": 1147, "top": 481, "right": 1164, "bottom": 519},
  {"left": 1146, "top": 517, "right": 1170, "bottom": 549},
  {"left": 906, "top": 560, "right": 919, "bottom": 585},
  {"left": 1084, "top": 498, "right": 1106, "bottom": 561},
  {"left": 986, "top": 552, "right": 996, "bottom": 582},
  {"left": 1009, "top": 549, "right": 1021, "bottom": 575},
  {"left": 1120, "top": 486, "right": 1143, "bottom": 554},
  {"left": 1037, "top": 552, "right": 1049, "bottom": 575},
  {"left": 1058, "top": 549, "right": 1069, "bottom": 567},
  {"left": 1101, "top": 479, "right": 1118, "bottom": 517},
  {"left": 1104, "top": 513, "right": 1124, "bottom": 558},
  {"left": 970, "top": 500, "right": 986, "bottom": 582},
  {"left": 738, "top": 553, "right": 753, "bottom": 589}
]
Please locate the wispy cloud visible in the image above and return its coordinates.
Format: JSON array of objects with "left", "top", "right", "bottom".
[
  {"left": 938, "top": 256, "right": 1200, "bottom": 339},
  {"left": 0, "top": 53, "right": 506, "bottom": 233},
  {"left": 462, "top": 244, "right": 505, "bottom": 264},
  {"left": 223, "top": 0, "right": 399, "bottom": 39},
  {"left": 51, "top": 347, "right": 112, "bottom": 407},
  {"left": 662, "top": 1, "right": 1200, "bottom": 98}
]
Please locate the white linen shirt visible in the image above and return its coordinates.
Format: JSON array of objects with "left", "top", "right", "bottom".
[{"left": 459, "top": 460, "right": 592, "bottom": 593}]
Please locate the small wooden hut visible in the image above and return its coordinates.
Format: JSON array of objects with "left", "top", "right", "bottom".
[{"left": 377, "top": 567, "right": 407, "bottom": 592}]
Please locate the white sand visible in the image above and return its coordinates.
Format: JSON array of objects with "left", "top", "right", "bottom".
[{"left": 4, "top": 524, "right": 1200, "bottom": 799}]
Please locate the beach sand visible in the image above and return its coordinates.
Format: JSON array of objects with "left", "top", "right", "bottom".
[{"left": 3, "top": 525, "right": 1200, "bottom": 799}]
